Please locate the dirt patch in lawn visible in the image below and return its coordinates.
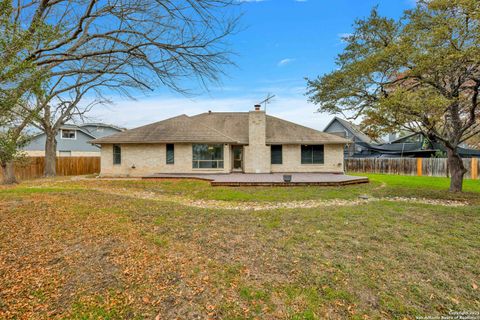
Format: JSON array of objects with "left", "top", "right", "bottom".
[{"left": 90, "top": 186, "right": 468, "bottom": 210}]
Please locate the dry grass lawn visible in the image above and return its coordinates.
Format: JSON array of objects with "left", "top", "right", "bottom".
[{"left": 0, "top": 174, "right": 479, "bottom": 319}]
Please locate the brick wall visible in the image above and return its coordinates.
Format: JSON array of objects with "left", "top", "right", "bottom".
[
  {"left": 100, "top": 143, "right": 231, "bottom": 177},
  {"left": 271, "top": 144, "right": 344, "bottom": 173}
]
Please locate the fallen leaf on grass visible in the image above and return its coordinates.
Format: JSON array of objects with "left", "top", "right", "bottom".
[{"left": 206, "top": 304, "right": 216, "bottom": 311}]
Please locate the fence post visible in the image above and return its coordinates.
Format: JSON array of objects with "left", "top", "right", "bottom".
[
  {"left": 416, "top": 158, "right": 423, "bottom": 176},
  {"left": 472, "top": 158, "right": 478, "bottom": 180}
]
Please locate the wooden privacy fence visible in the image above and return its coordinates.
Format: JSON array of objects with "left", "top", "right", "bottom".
[
  {"left": 0, "top": 156, "right": 100, "bottom": 181},
  {"left": 345, "top": 157, "right": 479, "bottom": 179}
]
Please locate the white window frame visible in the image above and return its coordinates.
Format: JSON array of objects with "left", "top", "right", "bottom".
[
  {"left": 192, "top": 144, "right": 224, "bottom": 169},
  {"left": 61, "top": 129, "right": 77, "bottom": 140},
  {"left": 113, "top": 144, "right": 122, "bottom": 165}
]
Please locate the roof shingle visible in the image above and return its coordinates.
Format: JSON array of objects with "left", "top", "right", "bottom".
[{"left": 92, "top": 112, "right": 350, "bottom": 145}]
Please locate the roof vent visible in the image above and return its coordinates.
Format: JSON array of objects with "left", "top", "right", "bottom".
[
  {"left": 254, "top": 104, "right": 261, "bottom": 111},
  {"left": 208, "top": 110, "right": 212, "bottom": 114}
]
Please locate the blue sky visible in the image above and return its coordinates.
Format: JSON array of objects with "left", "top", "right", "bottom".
[{"left": 91, "top": 0, "right": 415, "bottom": 130}]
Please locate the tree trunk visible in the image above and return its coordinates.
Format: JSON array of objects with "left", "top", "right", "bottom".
[
  {"left": 446, "top": 147, "right": 466, "bottom": 192},
  {"left": 44, "top": 131, "right": 57, "bottom": 177},
  {"left": 1, "top": 161, "right": 17, "bottom": 184}
]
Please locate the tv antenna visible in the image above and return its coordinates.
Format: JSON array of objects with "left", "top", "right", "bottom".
[{"left": 258, "top": 93, "right": 276, "bottom": 112}]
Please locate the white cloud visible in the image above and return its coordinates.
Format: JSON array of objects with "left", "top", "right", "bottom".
[
  {"left": 277, "top": 58, "right": 295, "bottom": 67},
  {"left": 338, "top": 33, "right": 352, "bottom": 38},
  {"left": 337, "top": 33, "right": 352, "bottom": 44},
  {"left": 87, "top": 94, "right": 333, "bottom": 131}
]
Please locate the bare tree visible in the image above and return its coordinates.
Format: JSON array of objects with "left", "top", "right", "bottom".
[
  {"left": 34, "top": 60, "right": 126, "bottom": 176},
  {"left": 11, "top": 0, "right": 238, "bottom": 79},
  {"left": 1, "top": 0, "right": 239, "bottom": 182}
]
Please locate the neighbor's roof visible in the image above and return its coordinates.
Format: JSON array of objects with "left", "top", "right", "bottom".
[
  {"left": 79, "top": 123, "right": 126, "bottom": 131},
  {"left": 91, "top": 112, "right": 350, "bottom": 145},
  {"left": 388, "top": 132, "right": 419, "bottom": 144},
  {"left": 29, "top": 122, "right": 124, "bottom": 140},
  {"left": 324, "top": 117, "right": 383, "bottom": 144},
  {"left": 29, "top": 124, "right": 97, "bottom": 140}
]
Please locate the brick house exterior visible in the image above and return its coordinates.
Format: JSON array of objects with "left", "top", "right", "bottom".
[{"left": 92, "top": 106, "right": 350, "bottom": 177}]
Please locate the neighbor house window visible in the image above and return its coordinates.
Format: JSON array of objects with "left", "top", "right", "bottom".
[
  {"left": 61, "top": 129, "right": 76, "bottom": 139},
  {"left": 301, "top": 145, "right": 324, "bottom": 164},
  {"left": 59, "top": 150, "right": 72, "bottom": 157},
  {"left": 113, "top": 144, "right": 121, "bottom": 165},
  {"left": 192, "top": 144, "right": 224, "bottom": 168},
  {"left": 271, "top": 145, "right": 283, "bottom": 164},
  {"left": 166, "top": 144, "right": 174, "bottom": 164}
]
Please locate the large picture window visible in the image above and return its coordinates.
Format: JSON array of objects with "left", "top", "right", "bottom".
[
  {"left": 301, "top": 145, "right": 324, "bottom": 164},
  {"left": 271, "top": 145, "right": 282, "bottom": 164},
  {"left": 192, "top": 144, "right": 224, "bottom": 168},
  {"left": 166, "top": 144, "right": 174, "bottom": 164},
  {"left": 113, "top": 144, "right": 121, "bottom": 165}
]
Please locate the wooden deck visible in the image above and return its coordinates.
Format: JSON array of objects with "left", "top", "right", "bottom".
[{"left": 143, "top": 173, "right": 369, "bottom": 186}]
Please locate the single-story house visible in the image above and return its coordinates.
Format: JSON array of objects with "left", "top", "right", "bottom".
[
  {"left": 24, "top": 123, "right": 125, "bottom": 157},
  {"left": 92, "top": 106, "right": 350, "bottom": 177}
]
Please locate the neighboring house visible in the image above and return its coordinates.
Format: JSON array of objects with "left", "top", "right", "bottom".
[
  {"left": 92, "top": 106, "right": 350, "bottom": 177},
  {"left": 359, "top": 133, "right": 480, "bottom": 158},
  {"left": 324, "top": 117, "right": 480, "bottom": 158},
  {"left": 24, "top": 123, "right": 125, "bottom": 157},
  {"left": 323, "top": 116, "right": 384, "bottom": 158}
]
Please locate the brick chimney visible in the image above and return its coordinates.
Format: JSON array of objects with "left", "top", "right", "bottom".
[
  {"left": 249, "top": 107, "right": 266, "bottom": 146},
  {"left": 244, "top": 105, "right": 270, "bottom": 173}
]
